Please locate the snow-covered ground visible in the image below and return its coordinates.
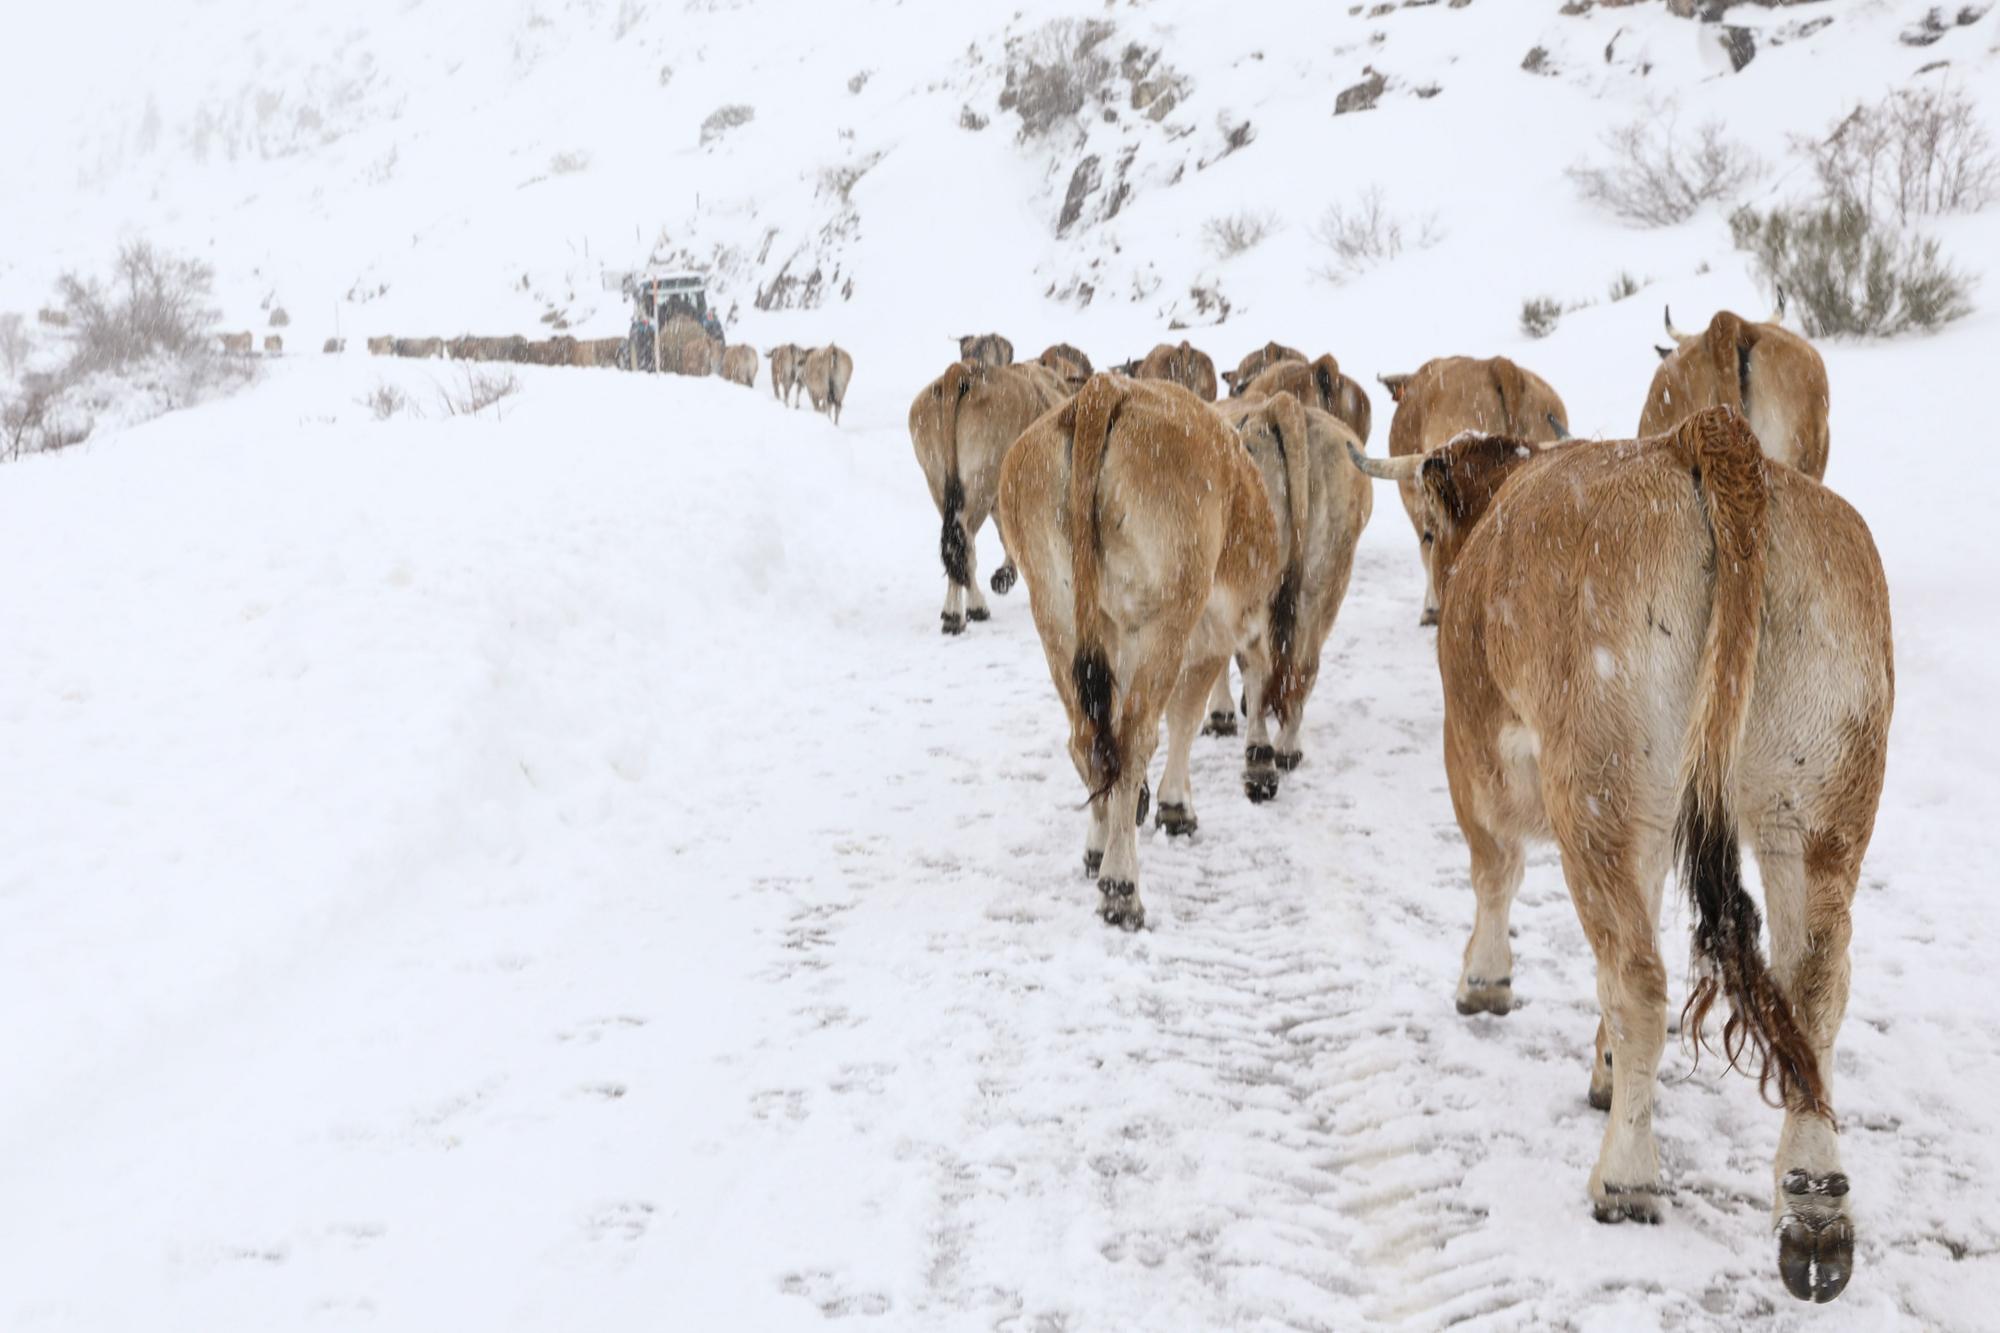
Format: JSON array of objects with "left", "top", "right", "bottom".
[{"left": 5, "top": 0, "right": 2000, "bottom": 1328}]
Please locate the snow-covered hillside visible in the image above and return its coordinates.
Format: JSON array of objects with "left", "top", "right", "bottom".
[{"left": 4, "top": 1, "right": 2000, "bottom": 1329}]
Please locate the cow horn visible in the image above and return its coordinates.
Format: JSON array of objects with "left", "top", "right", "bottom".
[
  {"left": 1546, "top": 413, "right": 1571, "bottom": 440},
  {"left": 1664, "top": 305, "right": 1691, "bottom": 341},
  {"left": 1346, "top": 442, "right": 1423, "bottom": 481}
]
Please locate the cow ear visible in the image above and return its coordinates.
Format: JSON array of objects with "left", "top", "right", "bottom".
[
  {"left": 1421, "top": 455, "right": 1461, "bottom": 521},
  {"left": 1655, "top": 344, "right": 1674, "bottom": 361}
]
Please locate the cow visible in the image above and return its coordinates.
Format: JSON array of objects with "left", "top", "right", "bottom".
[
  {"left": 219, "top": 331, "right": 254, "bottom": 356},
  {"left": 997, "top": 374, "right": 1285, "bottom": 930},
  {"left": 908, "top": 360, "right": 1068, "bottom": 634},
  {"left": 720, "top": 344, "right": 759, "bottom": 387},
  {"left": 658, "top": 317, "right": 720, "bottom": 377},
  {"left": 768, "top": 344, "right": 805, "bottom": 405},
  {"left": 803, "top": 344, "right": 854, "bottom": 424},
  {"left": 1377, "top": 355, "right": 1568, "bottom": 625},
  {"left": 1220, "top": 340, "right": 1305, "bottom": 396},
  {"left": 1239, "top": 353, "right": 1373, "bottom": 446},
  {"left": 1128, "top": 340, "right": 1219, "bottom": 402},
  {"left": 1197, "top": 392, "right": 1374, "bottom": 764},
  {"left": 263, "top": 334, "right": 284, "bottom": 356},
  {"left": 366, "top": 335, "right": 395, "bottom": 356},
  {"left": 956, "top": 333, "right": 1014, "bottom": 368},
  {"left": 1347, "top": 405, "right": 1892, "bottom": 1305},
  {"left": 1640, "top": 293, "right": 1828, "bottom": 479},
  {"left": 322, "top": 337, "right": 346, "bottom": 354},
  {"left": 394, "top": 337, "right": 445, "bottom": 359},
  {"left": 1036, "top": 342, "right": 1093, "bottom": 390}
]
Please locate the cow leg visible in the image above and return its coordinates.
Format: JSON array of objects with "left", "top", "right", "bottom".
[
  {"left": 1760, "top": 825, "right": 1858, "bottom": 1304},
  {"left": 1156, "top": 655, "right": 1223, "bottom": 838},
  {"left": 1238, "top": 637, "right": 1281, "bottom": 803},
  {"left": 1094, "top": 621, "right": 1185, "bottom": 930},
  {"left": 961, "top": 524, "right": 991, "bottom": 623},
  {"left": 1587, "top": 1017, "right": 1614, "bottom": 1110},
  {"left": 1454, "top": 818, "right": 1525, "bottom": 1016},
  {"left": 1201, "top": 665, "right": 1238, "bottom": 737},
  {"left": 940, "top": 571, "right": 966, "bottom": 636},
  {"left": 1419, "top": 542, "right": 1442, "bottom": 627},
  {"left": 1272, "top": 651, "right": 1322, "bottom": 772}
]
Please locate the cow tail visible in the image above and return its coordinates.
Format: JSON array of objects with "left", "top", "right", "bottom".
[
  {"left": 1673, "top": 406, "right": 1825, "bottom": 1117},
  {"left": 1706, "top": 311, "right": 1755, "bottom": 420},
  {"left": 1265, "top": 394, "right": 1313, "bottom": 725},
  {"left": 939, "top": 367, "right": 973, "bottom": 588},
  {"left": 1068, "top": 375, "right": 1124, "bottom": 800}
]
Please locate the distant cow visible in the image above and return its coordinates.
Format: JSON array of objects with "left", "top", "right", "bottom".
[
  {"left": 1128, "top": 340, "right": 1219, "bottom": 402},
  {"left": 720, "top": 344, "right": 759, "bottom": 387},
  {"left": 803, "top": 344, "right": 854, "bottom": 424},
  {"left": 909, "top": 360, "right": 1068, "bottom": 633},
  {"left": 1221, "top": 341, "right": 1305, "bottom": 396},
  {"left": 263, "top": 335, "right": 284, "bottom": 356},
  {"left": 768, "top": 344, "right": 805, "bottom": 406},
  {"left": 658, "top": 317, "right": 720, "bottom": 377},
  {"left": 1348, "top": 406, "right": 1891, "bottom": 1304},
  {"left": 219, "top": 331, "right": 254, "bottom": 356},
  {"left": 1240, "top": 353, "right": 1373, "bottom": 446},
  {"left": 322, "top": 337, "right": 346, "bottom": 354},
  {"left": 1199, "top": 393, "right": 1374, "bottom": 764},
  {"left": 1641, "top": 295, "right": 1828, "bottom": 479},
  {"left": 956, "top": 333, "right": 1014, "bottom": 368},
  {"left": 1036, "top": 342, "right": 1093, "bottom": 390},
  {"left": 395, "top": 337, "right": 445, "bottom": 359},
  {"left": 1377, "top": 355, "right": 1568, "bottom": 624},
  {"left": 997, "top": 375, "right": 1284, "bottom": 930},
  {"left": 366, "top": 335, "right": 395, "bottom": 356}
]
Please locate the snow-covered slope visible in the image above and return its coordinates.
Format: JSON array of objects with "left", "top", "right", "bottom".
[{"left": 4, "top": 1, "right": 2000, "bottom": 1329}]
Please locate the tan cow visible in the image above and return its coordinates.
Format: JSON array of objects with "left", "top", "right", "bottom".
[
  {"left": 366, "top": 335, "right": 395, "bottom": 356},
  {"left": 1377, "top": 355, "right": 1568, "bottom": 624},
  {"left": 1036, "top": 342, "right": 1093, "bottom": 390},
  {"left": 1220, "top": 340, "right": 1305, "bottom": 396},
  {"left": 1198, "top": 394, "right": 1374, "bottom": 766},
  {"left": 395, "top": 337, "right": 445, "bottom": 359},
  {"left": 956, "top": 333, "right": 1014, "bottom": 368},
  {"left": 1349, "top": 406, "right": 1891, "bottom": 1304},
  {"left": 263, "top": 334, "right": 284, "bottom": 356},
  {"left": 1128, "top": 340, "right": 1219, "bottom": 401},
  {"left": 908, "top": 360, "right": 1067, "bottom": 633},
  {"left": 720, "top": 344, "right": 759, "bottom": 387},
  {"left": 1640, "top": 295, "right": 1829, "bottom": 479},
  {"left": 803, "top": 344, "right": 854, "bottom": 424},
  {"left": 997, "top": 375, "right": 1284, "bottom": 929},
  {"left": 322, "top": 337, "right": 346, "bottom": 354},
  {"left": 1240, "top": 353, "right": 1373, "bottom": 446},
  {"left": 768, "top": 344, "right": 805, "bottom": 406},
  {"left": 219, "top": 331, "right": 254, "bottom": 356}
]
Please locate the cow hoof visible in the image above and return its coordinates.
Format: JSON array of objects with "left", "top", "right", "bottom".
[
  {"left": 1135, "top": 780, "right": 1151, "bottom": 827},
  {"left": 1201, "top": 712, "right": 1238, "bottom": 737},
  {"left": 1098, "top": 880, "right": 1144, "bottom": 931},
  {"left": 940, "top": 613, "right": 965, "bottom": 636},
  {"left": 1244, "top": 771, "right": 1279, "bottom": 804},
  {"left": 1274, "top": 749, "right": 1303, "bottom": 772},
  {"left": 1244, "top": 743, "right": 1276, "bottom": 766},
  {"left": 966, "top": 606, "right": 990, "bottom": 622},
  {"left": 1779, "top": 1174, "right": 1854, "bottom": 1304},
  {"left": 1420, "top": 608, "right": 1440, "bottom": 627},
  {"left": 1591, "top": 1185, "right": 1664, "bottom": 1225},
  {"left": 990, "top": 564, "right": 1017, "bottom": 595},
  {"left": 1155, "top": 802, "right": 1197, "bottom": 837},
  {"left": 1083, "top": 849, "right": 1102, "bottom": 878},
  {"left": 1454, "top": 978, "right": 1513, "bottom": 1015}
]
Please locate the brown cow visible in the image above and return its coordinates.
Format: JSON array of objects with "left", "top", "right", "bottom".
[
  {"left": 1129, "top": 340, "right": 1219, "bottom": 401},
  {"left": 1199, "top": 393, "right": 1374, "bottom": 766},
  {"left": 1378, "top": 355, "right": 1568, "bottom": 624},
  {"left": 768, "top": 344, "right": 805, "bottom": 406},
  {"left": 366, "top": 335, "right": 395, "bottom": 356},
  {"left": 1640, "top": 295, "right": 1828, "bottom": 478},
  {"left": 908, "top": 360, "right": 1068, "bottom": 633},
  {"left": 1240, "top": 353, "right": 1373, "bottom": 446},
  {"left": 394, "top": 337, "right": 445, "bottom": 359},
  {"left": 803, "top": 344, "right": 854, "bottom": 424},
  {"left": 956, "top": 333, "right": 1014, "bottom": 368},
  {"left": 997, "top": 375, "right": 1284, "bottom": 929},
  {"left": 1220, "top": 340, "right": 1305, "bottom": 396},
  {"left": 322, "top": 337, "right": 346, "bottom": 354},
  {"left": 219, "top": 331, "right": 254, "bottom": 356},
  {"left": 1349, "top": 406, "right": 1891, "bottom": 1304},
  {"left": 720, "top": 344, "right": 759, "bottom": 387},
  {"left": 263, "top": 335, "right": 284, "bottom": 356},
  {"left": 1036, "top": 342, "right": 1093, "bottom": 390}
]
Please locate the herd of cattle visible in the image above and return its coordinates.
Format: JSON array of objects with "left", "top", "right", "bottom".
[{"left": 907, "top": 298, "right": 1890, "bottom": 1307}]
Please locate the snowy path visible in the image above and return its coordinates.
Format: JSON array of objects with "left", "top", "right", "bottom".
[{"left": 1, "top": 363, "right": 1996, "bottom": 1331}]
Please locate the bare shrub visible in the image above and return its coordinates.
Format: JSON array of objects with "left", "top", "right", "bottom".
[
  {"left": 0, "top": 313, "right": 27, "bottom": 377},
  {"left": 361, "top": 382, "right": 416, "bottom": 421},
  {"left": 549, "top": 148, "right": 591, "bottom": 175},
  {"left": 613, "top": 0, "right": 646, "bottom": 39},
  {"left": 1797, "top": 83, "right": 1998, "bottom": 224},
  {"left": 1568, "top": 116, "right": 1761, "bottom": 226},
  {"left": 57, "top": 241, "right": 219, "bottom": 373},
  {"left": 1, "top": 375, "right": 90, "bottom": 461},
  {"left": 437, "top": 366, "right": 520, "bottom": 417},
  {"left": 1607, "top": 271, "right": 1646, "bottom": 302},
  {"left": 1520, "top": 296, "right": 1563, "bottom": 339},
  {"left": 1731, "top": 200, "right": 1975, "bottom": 337},
  {"left": 1311, "top": 186, "right": 1442, "bottom": 282},
  {"left": 1203, "top": 210, "right": 1277, "bottom": 259},
  {"left": 999, "top": 18, "right": 1116, "bottom": 140},
  {"left": 268, "top": 306, "right": 290, "bottom": 327},
  {"left": 700, "top": 105, "right": 754, "bottom": 146}
]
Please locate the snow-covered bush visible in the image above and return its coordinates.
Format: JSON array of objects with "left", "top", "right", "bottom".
[
  {"left": 1203, "top": 210, "right": 1276, "bottom": 259},
  {"left": 999, "top": 19, "right": 1115, "bottom": 141},
  {"left": 1568, "top": 116, "right": 1760, "bottom": 227},
  {"left": 361, "top": 382, "right": 415, "bottom": 421},
  {"left": 1311, "top": 186, "right": 1440, "bottom": 282},
  {"left": 1607, "top": 271, "right": 1645, "bottom": 302},
  {"left": 0, "top": 313, "right": 27, "bottom": 377},
  {"left": 1731, "top": 199, "right": 1975, "bottom": 337},
  {"left": 1519, "top": 296, "right": 1562, "bottom": 339},
  {"left": 56, "top": 242, "right": 219, "bottom": 374},
  {"left": 1797, "top": 83, "right": 1998, "bottom": 223},
  {"left": 700, "top": 104, "right": 755, "bottom": 146},
  {"left": 438, "top": 367, "right": 520, "bottom": 417}
]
